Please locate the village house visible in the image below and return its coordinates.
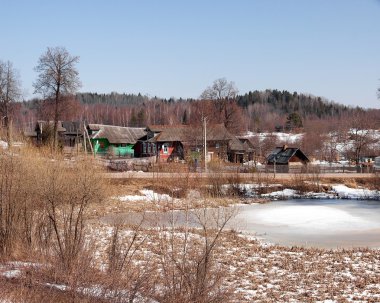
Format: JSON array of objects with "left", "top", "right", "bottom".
[
  {"left": 136, "top": 125, "right": 190, "bottom": 161},
  {"left": 34, "top": 120, "right": 67, "bottom": 146},
  {"left": 61, "top": 121, "right": 83, "bottom": 147},
  {"left": 87, "top": 124, "right": 146, "bottom": 157},
  {"left": 26, "top": 121, "right": 252, "bottom": 164},
  {"left": 229, "top": 137, "right": 256, "bottom": 163},
  {"left": 136, "top": 124, "right": 249, "bottom": 163},
  {"left": 237, "top": 137, "right": 256, "bottom": 158},
  {"left": 267, "top": 145, "right": 310, "bottom": 173},
  {"left": 26, "top": 120, "right": 84, "bottom": 149}
]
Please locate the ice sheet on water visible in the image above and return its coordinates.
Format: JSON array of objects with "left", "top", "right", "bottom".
[{"left": 241, "top": 204, "right": 380, "bottom": 232}]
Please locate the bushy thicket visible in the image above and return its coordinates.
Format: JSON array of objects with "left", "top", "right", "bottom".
[{"left": 0, "top": 151, "right": 235, "bottom": 303}]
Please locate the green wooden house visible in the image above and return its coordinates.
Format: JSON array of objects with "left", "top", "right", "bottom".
[{"left": 87, "top": 124, "right": 146, "bottom": 157}]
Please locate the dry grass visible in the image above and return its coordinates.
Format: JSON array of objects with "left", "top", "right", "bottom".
[
  {"left": 82, "top": 221, "right": 380, "bottom": 303},
  {"left": 343, "top": 178, "right": 358, "bottom": 189},
  {"left": 219, "top": 232, "right": 380, "bottom": 302},
  {"left": 1, "top": 147, "right": 379, "bottom": 302}
]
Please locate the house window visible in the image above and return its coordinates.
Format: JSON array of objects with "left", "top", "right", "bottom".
[
  {"left": 143, "top": 142, "right": 146, "bottom": 154},
  {"left": 147, "top": 143, "right": 151, "bottom": 153},
  {"left": 163, "top": 143, "right": 169, "bottom": 154},
  {"left": 216, "top": 143, "right": 220, "bottom": 149},
  {"left": 152, "top": 143, "right": 156, "bottom": 153}
]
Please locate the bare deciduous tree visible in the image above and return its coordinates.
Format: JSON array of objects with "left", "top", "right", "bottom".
[
  {"left": 33, "top": 47, "right": 81, "bottom": 151},
  {"left": 200, "top": 78, "right": 238, "bottom": 101},
  {"left": 200, "top": 78, "right": 241, "bottom": 131},
  {"left": 0, "top": 60, "right": 21, "bottom": 149},
  {"left": 343, "top": 112, "right": 378, "bottom": 165}
]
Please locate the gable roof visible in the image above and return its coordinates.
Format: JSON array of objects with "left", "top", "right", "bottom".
[
  {"left": 153, "top": 126, "right": 191, "bottom": 142},
  {"left": 35, "top": 121, "right": 66, "bottom": 133},
  {"left": 207, "top": 124, "right": 235, "bottom": 141},
  {"left": 229, "top": 137, "right": 246, "bottom": 151},
  {"left": 267, "top": 146, "right": 310, "bottom": 165},
  {"left": 89, "top": 124, "right": 146, "bottom": 144},
  {"left": 147, "top": 123, "right": 234, "bottom": 143},
  {"left": 146, "top": 125, "right": 178, "bottom": 133},
  {"left": 62, "top": 121, "right": 82, "bottom": 135}
]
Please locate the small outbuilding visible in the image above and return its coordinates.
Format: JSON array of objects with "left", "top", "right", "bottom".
[
  {"left": 34, "top": 120, "right": 66, "bottom": 145},
  {"left": 267, "top": 145, "right": 310, "bottom": 173}
]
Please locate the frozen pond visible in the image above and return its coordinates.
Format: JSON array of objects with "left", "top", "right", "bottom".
[
  {"left": 233, "top": 199, "right": 380, "bottom": 249},
  {"left": 101, "top": 199, "right": 380, "bottom": 249}
]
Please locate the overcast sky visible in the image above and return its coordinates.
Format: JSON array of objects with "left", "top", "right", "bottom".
[{"left": 1, "top": 0, "right": 379, "bottom": 108}]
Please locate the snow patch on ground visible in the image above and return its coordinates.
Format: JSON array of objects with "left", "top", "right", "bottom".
[
  {"left": 256, "top": 185, "right": 379, "bottom": 201},
  {"left": 332, "top": 185, "right": 379, "bottom": 199},
  {"left": 242, "top": 131, "right": 303, "bottom": 144},
  {"left": 2, "top": 269, "right": 21, "bottom": 279},
  {"left": 0, "top": 140, "right": 8, "bottom": 149},
  {"left": 262, "top": 188, "right": 298, "bottom": 198},
  {"left": 118, "top": 194, "right": 146, "bottom": 202},
  {"left": 117, "top": 189, "right": 173, "bottom": 202}
]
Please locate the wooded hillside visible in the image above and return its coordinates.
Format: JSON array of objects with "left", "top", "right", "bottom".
[{"left": 14, "top": 89, "right": 379, "bottom": 135}]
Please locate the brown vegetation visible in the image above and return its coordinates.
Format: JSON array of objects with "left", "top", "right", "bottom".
[{"left": 0, "top": 151, "right": 239, "bottom": 302}]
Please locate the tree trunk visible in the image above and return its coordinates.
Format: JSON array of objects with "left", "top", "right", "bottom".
[
  {"left": 53, "top": 86, "right": 60, "bottom": 152},
  {"left": 5, "top": 116, "right": 12, "bottom": 150}
]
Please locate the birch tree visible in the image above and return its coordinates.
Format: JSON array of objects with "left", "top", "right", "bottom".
[
  {"left": 33, "top": 47, "right": 81, "bottom": 151},
  {"left": 0, "top": 60, "right": 21, "bottom": 149}
]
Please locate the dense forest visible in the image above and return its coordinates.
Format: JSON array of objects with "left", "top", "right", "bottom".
[{"left": 76, "top": 90, "right": 353, "bottom": 118}]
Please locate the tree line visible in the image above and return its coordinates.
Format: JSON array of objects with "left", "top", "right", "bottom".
[
  {"left": 16, "top": 88, "right": 377, "bottom": 134},
  {"left": 1, "top": 48, "right": 380, "bottom": 151}
]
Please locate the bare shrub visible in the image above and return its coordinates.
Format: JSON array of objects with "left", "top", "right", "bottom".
[
  {"left": 226, "top": 173, "right": 245, "bottom": 197},
  {"left": 308, "top": 166, "right": 322, "bottom": 192},
  {"left": 291, "top": 172, "right": 308, "bottom": 194},
  {"left": 103, "top": 219, "right": 154, "bottom": 303},
  {"left": 150, "top": 206, "right": 236, "bottom": 303},
  {"left": 0, "top": 152, "right": 24, "bottom": 257},
  {"left": 37, "top": 159, "right": 104, "bottom": 271},
  {"left": 0, "top": 152, "right": 46, "bottom": 257},
  {"left": 205, "top": 172, "right": 227, "bottom": 198},
  {"left": 255, "top": 170, "right": 275, "bottom": 195},
  {"left": 343, "top": 178, "right": 358, "bottom": 189}
]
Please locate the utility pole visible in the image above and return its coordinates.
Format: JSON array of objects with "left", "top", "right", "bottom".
[
  {"left": 203, "top": 117, "right": 208, "bottom": 173},
  {"left": 83, "top": 121, "right": 87, "bottom": 155}
]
